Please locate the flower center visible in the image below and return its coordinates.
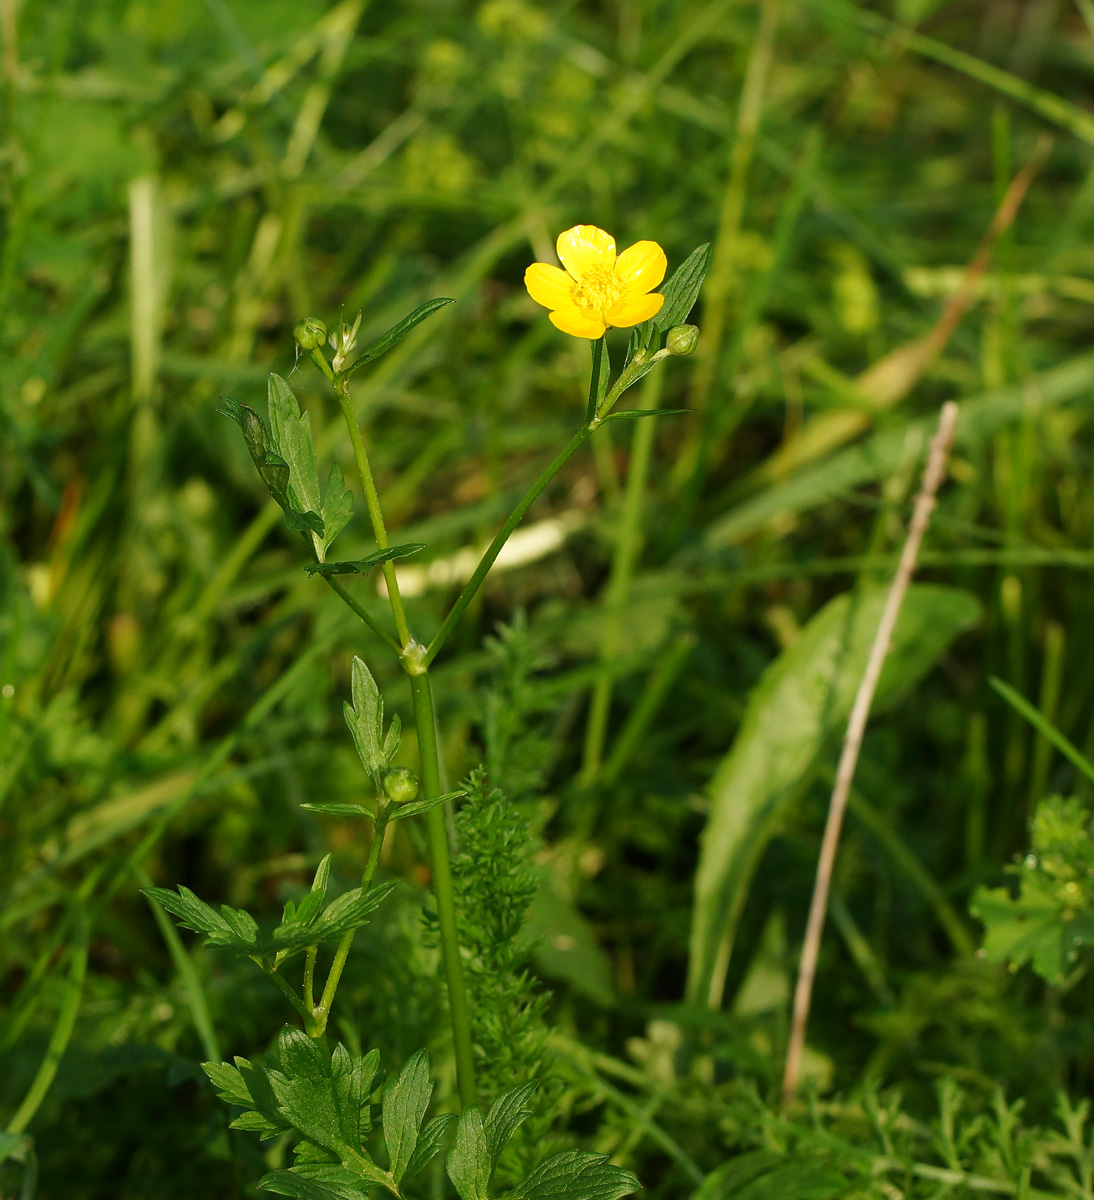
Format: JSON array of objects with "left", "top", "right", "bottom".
[{"left": 571, "top": 265, "right": 620, "bottom": 315}]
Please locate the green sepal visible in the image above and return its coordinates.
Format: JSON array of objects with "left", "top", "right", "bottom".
[
  {"left": 342, "top": 298, "right": 455, "bottom": 378},
  {"left": 304, "top": 544, "right": 425, "bottom": 578},
  {"left": 603, "top": 407, "right": 695, "bottom": 422}
]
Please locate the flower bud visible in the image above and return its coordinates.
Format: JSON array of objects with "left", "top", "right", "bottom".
[
  {"left": 382, "top": 766, "right": 419, "bottom": 805},
  {"left": 666, "top": 324, "right": 699, "bottom": 356},
  {"left": 294, "top": 317, "right": 327, "bottom": 351}
]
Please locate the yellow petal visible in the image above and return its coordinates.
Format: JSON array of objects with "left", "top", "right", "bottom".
[
  {"left": 549, "top": 306, "right": 608, "bottom": 339},
  {"left": 525, "top": 263, "right": 574, "bottom": 310},
  {"left": 606, "top": 291, "right": 664, "bottom": 328},
  {"left": 614, "top": 240, "right": 667, "bottom": 295},
  {"left": 556, "top": 225, "right": 616, "bottom": 278}
]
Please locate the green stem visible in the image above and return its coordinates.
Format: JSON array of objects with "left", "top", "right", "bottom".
[
  {"left": 409, "top": 672, "right": 477, "bottom": 1109},
  {"left": 6, "top": 920, "right": 89, "bottom": 1135},
  {"left": 303, "top": 946, "right": 318, "bottom": 1015},
  {"left": 580, "top": 372, "right": 662, "bottom": 785},
  {"left": 313, "top": 813, "right": 388, "bottom": 1031},
  {"left": 259, "top": 961, "right": 315, "bottom": 1028},
  {"left": 322, "top": 575, "right": 401, "bottom": 654},
  {"left": 425, "top": 423, "right": 593, "bottom": 665},
  {"left": 334, "top": 386, "right": 412, "bottom": 648}
]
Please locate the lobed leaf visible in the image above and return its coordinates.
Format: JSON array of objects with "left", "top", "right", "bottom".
[
  {"left": 405, "top": 1113, "right": 457, "bottom": 1179},
  {"left": 508, "top": 1151, "right": 638, "bottom": 1200},
  {"left": 484, "top": 1081, "right": 538, "bottom": 1168},
  {"left": 387, "top": 789, "right": 467, "bottom": 822},
  {"left": 305, "top": 544, "right": 425, "bottom": 578},
  {"left": 446, "top": 1106, "right": 492, "bottom": 1200},
  {"left": 382, "top": 1047, "right": 433, "bottom": 1183},
  {"left": 319, "top": 465, "right": 354, "bottom": 561}
]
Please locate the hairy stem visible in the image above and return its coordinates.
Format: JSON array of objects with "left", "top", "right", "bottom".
[{"left": 410, "top": 671, "right": 477, "bottom": 1108}]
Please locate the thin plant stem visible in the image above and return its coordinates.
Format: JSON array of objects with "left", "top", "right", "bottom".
[
  {"left": 322, "top": 574, "right": 401, "bottom": 654},
  {"left": 313, "top": 813, "right": 388, "bottom": 1032},
  {"left": 580, "top": 371, "right": 662, "bottom": 785},
  {"left": 425, "top": 423, "right": 593, "bottom": 665},
  {"left": 781, "top": 400, "right": 958, "bottom": 1108},
  {"left": 5, "top": 919, "right": 89, "bottom": 1136},
  {"left": 410, "top": 672, "right": 477, "bottom": 1109},
  {"left": 335, "top": 389, "right": 412, "bottom": 648},
  {"left": 303, "top": 946, "right": 318, "bottom": 1015},
  {"left": 260, "top": 962, "right": 314, "bottom": 1027}
]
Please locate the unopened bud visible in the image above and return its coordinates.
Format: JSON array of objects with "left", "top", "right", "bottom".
[
  {"left": 294, "top": 317, "right": 327, "bottom": 351},
  {"left": 666, "top": 324, "right": 699, "bottom": 356},
  {"left": 382, "top": 766, "right": 419, "bottom": 805}
]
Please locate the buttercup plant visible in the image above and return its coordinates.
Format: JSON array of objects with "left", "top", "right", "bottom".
[{"left": 145, "top": 226, "right": 709, "bottom": 1199}]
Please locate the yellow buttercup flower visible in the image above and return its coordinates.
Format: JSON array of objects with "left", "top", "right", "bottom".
[{"left": 524, "top": 225, "right": 667, "bottom": 339}]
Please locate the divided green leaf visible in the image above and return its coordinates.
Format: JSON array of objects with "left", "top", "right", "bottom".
[
  {"left": 484, "top": 1081, "right": 538, "bottom": 1167},
  {"left": 446, "top": 1107, "right": 492, "bottom": 1200},
  {"left": 388, "top": 789, "right": 467, "bottom": 823},
  {"left": 404, "top": 1113, "right": 457, "bottom": 1179},
  {"left": 383, "top": 1048, "right": 433, "bottom": 1183},
  {"left": 305, "top": 544, "right": 425, "bottom": 578},
  {"left": 343, "top": 298, "right": 455, "bottom": 377},
  {"left": 508, "top": 1150, "right": 639, "bottom": 1200},
  {"left": 143, "top": 886, "right": 259, "bottom": 951}
]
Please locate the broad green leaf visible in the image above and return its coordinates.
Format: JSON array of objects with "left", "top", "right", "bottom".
[
  {"left": 509, "top": 1150, "right": 638, "bottom": 1200},
  {"left": 343, "top": 298, "right": 455, "bottom": 377},
  {"left": 484, "top": 1081, "right": 537, "bottom": 1167},
  {"left": 694, "top": 1151, "right": 847, "bottom": 1200},
  {"left": 687, "top": 584, "right": 981, "bottom": 1005},
  {"left": 971, "top": 880, "right": 1069, "bottom": 982},
  {"left": 344, "top": 656, "right": 385, "bottom": 786},
  {"left": 405, "top": 1113, "right": 457, "bottom": 1179},
  {"left": 382, "top": 1048, "right": 433, "bottom": 1183},
  {"left": 604, "top": 407, "right": 694, "bottom": 422},
  {"left": 446, "top": 1106, "right": 491, "bottom": 1200},
  {"left": 305, "top": 544, "right": 426, "bottom": 579},
  {"left": 266, "top": 1029, "right": 370, "bottom": 1161},
  {"left": 268, "top": 374, "right": 323, "bottom": 529},
  {"left": 319, "top": 465, "right": 354, "bottom": 561}
]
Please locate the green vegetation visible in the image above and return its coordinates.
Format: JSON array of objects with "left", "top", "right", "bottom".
[{"left": 4, "top": 1, "right": 1094, "bottom": 1198}]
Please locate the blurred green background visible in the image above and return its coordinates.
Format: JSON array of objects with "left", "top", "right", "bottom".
[{"left": 5, "top": 0, "right": 1094, "bottom": 1196}]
